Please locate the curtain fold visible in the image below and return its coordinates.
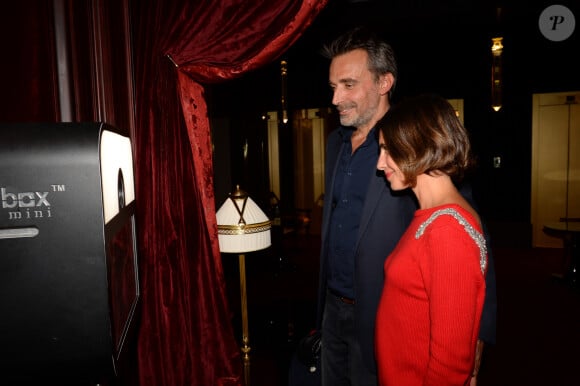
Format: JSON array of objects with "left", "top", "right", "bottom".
[{"left": 131, "top": 1, "right": 328, "bottom": 385}]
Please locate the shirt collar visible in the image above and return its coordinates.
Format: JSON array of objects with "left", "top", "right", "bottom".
[{"left": 339, "top": 125, "right": 377, "bottom": 145}]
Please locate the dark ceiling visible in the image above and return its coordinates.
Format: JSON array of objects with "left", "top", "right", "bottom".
[{"left": 207, "top": 0, "right": 577, "bottom": 116}]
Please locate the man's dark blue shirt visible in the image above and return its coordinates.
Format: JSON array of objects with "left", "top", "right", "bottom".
[{"left": 327, "top": 126, "right": 378, "bottom": 300}]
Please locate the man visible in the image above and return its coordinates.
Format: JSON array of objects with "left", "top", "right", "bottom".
[{"left": 316, "top": 27, "right": 497, "bottom": 386}]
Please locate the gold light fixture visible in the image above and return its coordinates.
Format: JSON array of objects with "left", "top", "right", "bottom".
[
  {"left": 281, "top": 60, "right": 289, "bottom": 124},
  {"left": 216, "top": 185, "right": 271, "bottom": 385},
  {"left": 491, "top": 37, "right": 503, "bottom": 112}
]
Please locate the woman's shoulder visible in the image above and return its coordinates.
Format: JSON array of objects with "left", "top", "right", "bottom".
[{"left": 414, "top": 204, "right": 482, "bottom": 238}]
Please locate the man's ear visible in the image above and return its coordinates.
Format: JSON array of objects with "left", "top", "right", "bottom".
[{"left": 379, "top": 73, "right": 395, "bottom": 96}]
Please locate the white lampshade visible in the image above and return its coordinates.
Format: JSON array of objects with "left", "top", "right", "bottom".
[{"left": 216, "top": 185, "right": 271, "bottom": 253}]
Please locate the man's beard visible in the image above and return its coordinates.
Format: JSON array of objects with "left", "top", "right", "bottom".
[{"left": 338, "top": 100, "right": 379, "bottom": 129}]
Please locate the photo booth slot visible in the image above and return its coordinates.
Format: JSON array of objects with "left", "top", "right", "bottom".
[{"left": 0, "top": 122, "right": 140, "bottom": 383}]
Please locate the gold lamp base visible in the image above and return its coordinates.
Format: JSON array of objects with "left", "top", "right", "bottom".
[{"left": 239, "top": 253, "right": 251, "bottom": 385}]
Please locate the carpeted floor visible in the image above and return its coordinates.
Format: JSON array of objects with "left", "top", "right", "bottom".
[{"left": 223, "top": 231, "right": 580, "bottom": 386}]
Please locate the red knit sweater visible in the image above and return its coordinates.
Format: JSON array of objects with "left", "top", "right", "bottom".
[{"left": 375, "top": 204, "right": 487, "bottom": 386}]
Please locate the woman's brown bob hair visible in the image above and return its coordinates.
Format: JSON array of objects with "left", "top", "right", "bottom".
[{"left": 377, "top": 94, "right": 474, "bottom": 187}]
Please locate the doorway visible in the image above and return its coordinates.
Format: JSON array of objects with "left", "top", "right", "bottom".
[{"left": 531, "top": 91, "right": 580, "bottom": 247}]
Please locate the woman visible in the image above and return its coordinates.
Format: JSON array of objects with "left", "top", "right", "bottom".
[{"left": 375, "top": 94, "right": 487, "bottom": 385}]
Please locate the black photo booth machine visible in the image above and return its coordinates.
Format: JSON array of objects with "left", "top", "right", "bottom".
[{"left": 0, "top": 122, "right": 140, "bottom": 383}]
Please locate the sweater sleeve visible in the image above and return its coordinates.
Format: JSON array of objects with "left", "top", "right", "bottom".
[{"left": 418, "top": 219, "right": 486, "bottom": 386}]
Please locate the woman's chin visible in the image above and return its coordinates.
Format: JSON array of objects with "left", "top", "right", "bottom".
[{"left": 388, "top": 180, "right": 405, "bottom": 191}]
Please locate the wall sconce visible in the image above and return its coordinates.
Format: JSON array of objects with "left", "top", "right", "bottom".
[
  {"left": 281, "top": 60, "right": 289, "bottom": 124},
  {"left": 216, "top": 185, "right": 271, "bottom": 386},
  {"left": 491, "top": 37, "right": 503, "bottom": 112}
]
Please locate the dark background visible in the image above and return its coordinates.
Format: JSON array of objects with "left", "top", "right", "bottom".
[{"left": 207, "top": 0, "right": 579, "bottom": 246}]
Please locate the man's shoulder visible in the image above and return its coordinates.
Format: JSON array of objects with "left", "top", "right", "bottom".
[
  {"left": 327, "top": 126, "right": 348, "bottom": 147},
  {"left": 330, "top": 125, "right": 349, "bottom": 136}
]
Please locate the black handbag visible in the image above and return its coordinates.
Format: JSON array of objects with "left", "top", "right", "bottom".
[
  {"left": 288, "top": 330, "right": 321, "bottom": 386},
  {"left": 296, "top": 330, "right": 321, "bottom": 372}
]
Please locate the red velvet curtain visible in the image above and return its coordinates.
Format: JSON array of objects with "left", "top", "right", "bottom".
[{"left": 131, "top": 1, "right": 328, "bottom": 385}]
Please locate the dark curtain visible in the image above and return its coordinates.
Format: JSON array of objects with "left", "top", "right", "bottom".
[
  {"left": 0, "top": 1, "right": 59, "bottom": 122},
  {"left": 130, "top": 1, "right": 328, "bottom": 385}
]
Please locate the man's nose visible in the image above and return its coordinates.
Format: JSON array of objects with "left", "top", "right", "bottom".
[{"left": 331, "top": 88, "right": 341, "bottom": 106}]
